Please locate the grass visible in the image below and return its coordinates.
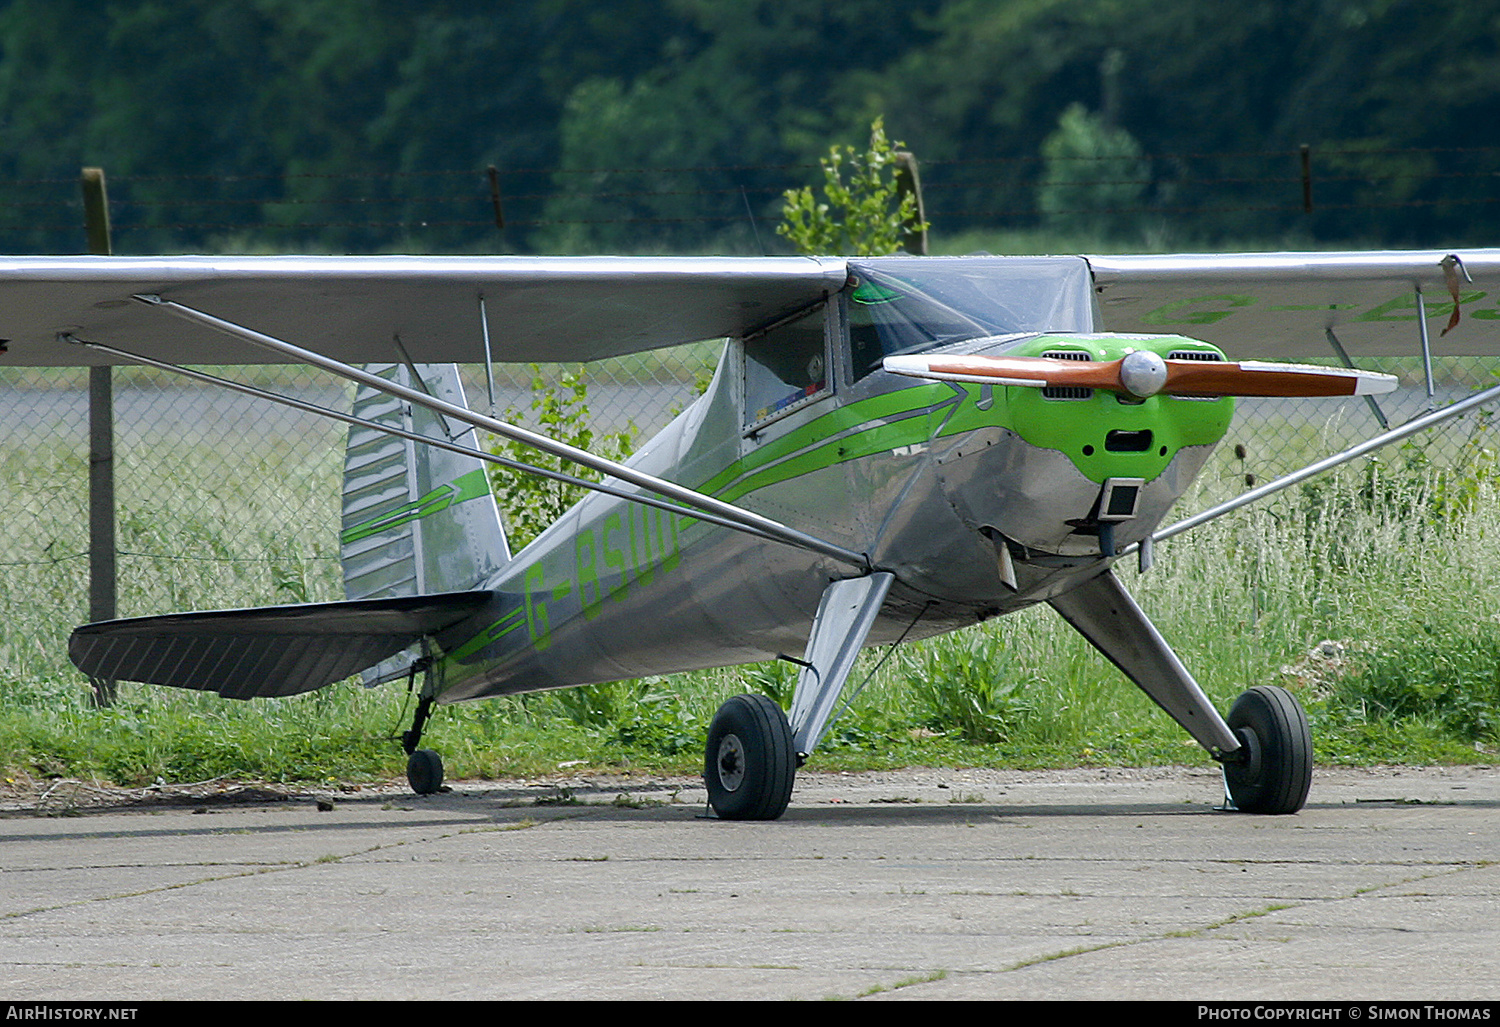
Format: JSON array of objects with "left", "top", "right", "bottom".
[{"left": 4, "top": 367, "right": 1500, "bottom": 787}]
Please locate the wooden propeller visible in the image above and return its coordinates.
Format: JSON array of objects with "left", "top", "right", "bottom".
[{"left": 882, "top": 350, "right": 1398, "bottom": 399}]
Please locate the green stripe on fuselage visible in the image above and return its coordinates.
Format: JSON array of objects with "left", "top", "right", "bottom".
[
  {"left": 697, "top": 383, "right": 959, "bottom": 500},
  {"left": 446, "top": 605, "right": 525, "bottom": 661},
  {"left": 693, "top": 343, "right": 1233, "bottom": 501},
  {"left": 443, "top": 347, "right": 1233, "bottom": 668}
]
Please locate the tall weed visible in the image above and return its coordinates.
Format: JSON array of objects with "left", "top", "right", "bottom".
[
  {"left": 902, "top": 632, "right": 1033, "bottom": 744},
  {"left": 1311, "top": 621, "right": 1500, "bottom": 744}
]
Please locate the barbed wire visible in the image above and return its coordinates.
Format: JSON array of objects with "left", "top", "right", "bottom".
[
  {"left": 7, "top": 193, "right": 1500, "bottom": 235},
  {"left": 940, "top": 169, "right": 1500, "bottom": 192},
  {"left": 925, "top": 144, "right": 1500, "bottom": 167},
  {"left": 0, "top": 142, "right": 1493, "bottom": 239},
  {"left": 4, "top": 141, "right": 1495, "bottom": 188}
]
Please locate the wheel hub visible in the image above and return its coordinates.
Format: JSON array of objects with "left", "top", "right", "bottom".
[
  {"left": 716, "top": 733, "right": 745, "bottom": 792},
  {"left": 1229, "top": 725, "right": 1263, "bottom": 782}
]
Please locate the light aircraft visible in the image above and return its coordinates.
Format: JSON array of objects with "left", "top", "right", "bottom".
[{"left": 7, "top": 249, "right": 1500, "bottom": 819}]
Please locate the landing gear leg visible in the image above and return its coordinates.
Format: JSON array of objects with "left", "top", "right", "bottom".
[
  {"left": 1049, "top": 569, "right": 1311, "bottom": 814},
  {"left": 402, "top": 672, "right": 445, "bottom": 796},
  {"left": 1219, "top": 685, "right": 1312, "bottom": 815},
  {"left": 704, "top": 694, "right": 796, "bottom": 821}
]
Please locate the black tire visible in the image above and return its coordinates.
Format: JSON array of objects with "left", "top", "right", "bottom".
[
  {"left": 407, "top": 748, "right": 444, "bottom": 795},
  {"left": 704, "top": 693, "right": 796, "bottom": 821},
  {"left": 1222, "top": 685, "right": 1311, "bottom": 814}
]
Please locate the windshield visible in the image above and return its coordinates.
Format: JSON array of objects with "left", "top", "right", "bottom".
[{"left": 847, "top": 256, "right": 1096, "bottom": 378}]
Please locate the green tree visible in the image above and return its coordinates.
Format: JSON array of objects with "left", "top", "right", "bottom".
[
  {"left": 1036, "top": 102, "right": 1150, "bottom": 240},
  {"left": 487, "top": 367, "right": 635, "bottom": 550},
  {"left": 778, "top": 118, "right": 926, "bottom": 256},
  {"left": 534, "top": 0, "right": 942, "bottom": 254},
  {"left": 6, "top": 0, "right": 1500, "bottom": 255}
]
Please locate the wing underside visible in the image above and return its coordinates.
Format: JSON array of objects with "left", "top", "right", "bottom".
[
  {"left": 1090, "top": 250, "right": 1500, "bottom": 359},
  {"left": 69, "top": 592, "right": 492, "bottom": 699},
  {"left": 0, "top": 254, "right": 849, "bottom": 366}
]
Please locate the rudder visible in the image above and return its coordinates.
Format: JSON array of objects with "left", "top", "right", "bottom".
[{"left": 341, "top": 364, "right": 509, "bottom": 680}]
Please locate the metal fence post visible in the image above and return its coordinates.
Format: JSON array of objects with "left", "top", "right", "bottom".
[
  {"left": 81, "top": 166, "right": 117, "bottom": 706},
  {"left": 894, "top": 151, "right": 927, "bottom": 256}
]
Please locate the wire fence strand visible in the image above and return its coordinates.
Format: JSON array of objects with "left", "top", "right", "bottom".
[{"left": 0, "top": 143, "right": 1495, "bottom": 246}]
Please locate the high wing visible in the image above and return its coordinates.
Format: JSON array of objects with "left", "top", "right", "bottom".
[
  {"left": 12, "top": 249, "right": 1499, "bottom": 365},
  {"left": 1089, "top": 249, "right": 1500, "bottom": 358},
  {"left": 0, "top": 254, "right": 848, "bottom": 366}
]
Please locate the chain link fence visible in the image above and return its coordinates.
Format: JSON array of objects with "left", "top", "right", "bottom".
[
  {"left": 2, "top": 351, "right": 1495, "bottom": 695},
  {"left": 1214, "top": 358, "right": 1500, "bottom": 506},
  {"left": 0, "top": 349, "right": 709, "bottom": 694}
]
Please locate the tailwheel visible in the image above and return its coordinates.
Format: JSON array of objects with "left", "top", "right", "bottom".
[
  {"left": 406, "top": 748, "right": 445, "bottom": 795},
  {"left": 1220, "top": 685, "right": 1312, "bottom": 814},
  {"left": 401, "top": 684, "right": 444, "bottom": 795},
  {"left": 704, "top": 693, "right": 796, "bottom": 821}
]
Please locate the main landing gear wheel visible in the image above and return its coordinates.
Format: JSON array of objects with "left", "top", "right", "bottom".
[
  {"left": 1221, "top": 685, "right": 1312, "bottom": 814},
  {"left": 704, "top": 693, "right": 796, "bottom": 821},
  {"left": 406, "top": 748, "right": 444, "bottom": 795}
]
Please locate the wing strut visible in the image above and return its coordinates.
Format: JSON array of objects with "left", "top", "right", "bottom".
[
  {"left": 112, "top": 295, "right": 870, "bottom": 571},
  {"left": 478, "top": 293, "right": 498, "bottom": 418},
  {"left": 63, "top": 334, "right": 827, "bottom": 557},
  {"left": 1416, "top": 283, "right": 1437, "bottom": 411},
  {"left": 1324, "top": 327, "right": 1390, "bottom": 432},
  {"left": 787, "top": 572, "right": 895, "bottom": 756}
]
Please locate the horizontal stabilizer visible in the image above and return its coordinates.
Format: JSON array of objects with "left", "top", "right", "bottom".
[{"left": 69, "top": 592, "right": 492, "bottom": 699}]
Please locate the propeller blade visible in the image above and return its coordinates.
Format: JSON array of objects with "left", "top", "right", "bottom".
[
  {"left": 881, "top": 353, "right": 1121, "bottom": 390},
  {"left": 883, "top": 353, "right": 1397, "bottom": 399},
  {"left": 1161, "top": 360, "right": 1397, "bottom": 397}
]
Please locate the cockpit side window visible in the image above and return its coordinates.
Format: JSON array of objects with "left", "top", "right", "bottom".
[{"left": 743, "top": 302, "right": 830, "bottom": 430}]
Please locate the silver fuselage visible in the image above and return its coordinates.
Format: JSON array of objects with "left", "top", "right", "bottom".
[{"left": 431, "top": 324, "right": 1230, "bottom": 703}]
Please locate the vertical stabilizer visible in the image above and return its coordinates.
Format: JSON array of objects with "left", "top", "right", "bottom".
[{"left": 341, "top": 363, "right": 510, "bottom": 603}]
